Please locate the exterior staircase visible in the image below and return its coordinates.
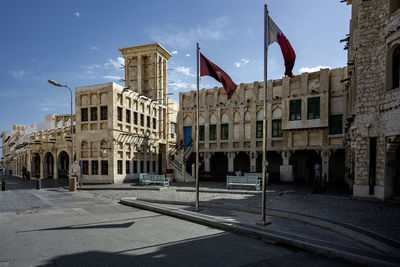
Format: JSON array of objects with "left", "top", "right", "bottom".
[{"left": 168, "top": 139, "right": 194, "bottom": 182}]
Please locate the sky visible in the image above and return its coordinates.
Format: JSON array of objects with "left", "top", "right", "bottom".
[{"left": 0, "top": 0, "right": 351, "bottom": 145}]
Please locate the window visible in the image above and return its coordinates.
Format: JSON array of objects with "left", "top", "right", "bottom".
[
  {"left": 117, "top": 160, "right": 123, "bottom": 174},
  {"left": 100, "top": 106, "right": 107, "bottom": 120},
  {"left": 126, "top": 110, "right": 131, "bottom": 123},
  {"left": 133, "top": 161, "right": 137, "bottom": 173},
  {"left": 392, "top": 46, "right": 400, "bottom": 89},
  {"left": 81, "top": 108, "right": 88, "bottom": 122},
  {"left": 126, "top": 160, "right": 130, "bottom": 174},
  {"left": 256, "top": 121, "right": 263, "bottom": 138},
  {"left": 272, "top": 119, "right": 282, "bottom": 137},
  {"left": 146, "top": 161, "right": 150, "bottom": 173},
  {"left": 153, "top": 161, "right": 156, "bottom": 173},
  {"left": 101, "top": 160, "right": 108, "bottom": 175},
  {"left": 307, "top": 97, "right": 320, "bottom": 119},
  {"left": 171, "top": 123, "right": 176, "bottom": 133},
  {"left": 140, "top": 161, "right": 144, "bottom": 173},
  {"left": 199, "top": 125, "right": 204, "bottom": 141},
  {"left": 147, "top": 116, "right": 150, "bottom": 128},
  {"left": 140, "top": 114, "right": 144, "bottom": 127},
  {"left": 329, "top": 114, "right": 343, "bottom": 134},
  {"left": 289, "top": 100, "right": 302, "bottom": 121},
  {"left": 82, "top": 160, "right": 89, "bottom": 175},
  {"left": 117, "top": 107, "right": 122, "bottom": 121},
  {"left": 90, "top": 107, "right": 97, "bottom": 121},
  {"left": 209, "top": 124, "right": 216, "bottom": 140},
  {"left": 133, "top": 112, "right": 138, "bottom": 125},
  {"left": 153, "top": 118, "right": 157, "bottom": 129},
  {"left": 91, "top": 160, "right": 98, "bottom": 175},
  {"left": 221, "top": 124, "right": 229, "bottom": 140}
]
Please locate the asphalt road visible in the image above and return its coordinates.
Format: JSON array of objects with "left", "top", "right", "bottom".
[{"left": 0, "top": 177, "right": 351, "bottom": 267}]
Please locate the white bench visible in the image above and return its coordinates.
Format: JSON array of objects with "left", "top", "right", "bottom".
[
  {"left": 140, "top": 174, "right": 169, "bottom": 187},
  {"left": 244, "top": 172, "right": 269, "bottom": 185},
  {"left": 226, "top": 175, "right": 260, "bottom": 191}
]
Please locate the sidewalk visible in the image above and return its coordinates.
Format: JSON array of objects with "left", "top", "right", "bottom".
[{"left": 120, "top": 198, "right": 400, "bottom": 267}]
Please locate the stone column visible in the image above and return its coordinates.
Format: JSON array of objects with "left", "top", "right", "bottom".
[
  {"left": 228, "top": 152, "right": 234, "bottom": 173},
  {"left": 204, "top": 153, "right": 210, "bottom": 172},
  {"left": 40, "top": 151, "right": 44, "bottom": 179},
  {"left": 321, "top": 150, "right": 331, "bottom": 183},
  {"left": 280, "top": 150, "right": 294, "bottom": 182},
  {"left": 250, "top": 152, "right": 256, "bottom": 172},
  {"left": 53, "top": 151, "right": 58, "bottom": 179}
]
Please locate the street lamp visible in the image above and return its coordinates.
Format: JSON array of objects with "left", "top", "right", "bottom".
[{"left": 48, "top": 79, "right": 74, "bottom": 180}]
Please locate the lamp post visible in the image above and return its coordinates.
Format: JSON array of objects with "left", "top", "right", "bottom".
[{"left": 48, "top": 79, "right": 74, "bottom": 183}]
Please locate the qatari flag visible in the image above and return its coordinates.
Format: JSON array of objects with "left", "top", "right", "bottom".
[
  {"left": 200, "top": 53, "right": 237, "bottom": 99},
  {"left": 268, "top": 16, "right": 296, "bottom": 77}
]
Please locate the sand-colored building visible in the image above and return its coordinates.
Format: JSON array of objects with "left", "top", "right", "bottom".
[{"left": 176, "top": 67, "right": 349, "bottom": 187}]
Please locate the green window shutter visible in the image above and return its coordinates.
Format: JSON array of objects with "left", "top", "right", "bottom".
[
  {"left": 272, "top": 119, "right": 282, "bottom": 137},
  {"left": 221, "top": 124, "right": 228, "bottom": 140},
  {"left": 329, "top": 114, "right": 343, "bottom": 134},
  {"left": 256, "top": 121, "right": 263, "bottom": 138},
  {"left": 209, "top": 125, "right": 216, "bottom": 140},
  {"left": 308, "top": 97, "right": 320, "bottom": 119},
  {"left": 199, "top": 125, "right": 204, "bottom": 141},
  {"left": 290, "top": 100, "right": 301, "bottom": 121}
]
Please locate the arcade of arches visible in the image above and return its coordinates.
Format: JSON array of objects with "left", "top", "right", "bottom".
[
  {"left": 14, "top": 150, "right": 73, "bottom": 180},
  {"left": 203, "top": 149, "right": 345, "bottom": 188}
]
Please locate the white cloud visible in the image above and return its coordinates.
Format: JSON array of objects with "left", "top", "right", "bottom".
[
  {"left": 90, "top": 46, "right": 99, "bottom": 51},
  {"left": 102, "top": 75, "right": 123, "bottom": 80},
  {"left": 104, "top": 57, "right": 125, "bottom": 70},
  {"left": 171, "top": 50, "right": 178, "bottom": 55},
  {"left": 42, "top": 107, "right": 52, "bottom": 111},
  {"left": 146, "top": 16, "right": 232, "bottom": 48},
  {"left": 234, "top": 58, "right": 250, "bottom": 68},
  {"left": 10, "top": 70, "right": 25, "bottom": 79},
  {"left": 298, "top": 66, "right": 330, "bottom": 73},
  {"left": 186, "top": 54, "right": 190, "bottom": 57},
  {"left": 82, "top": 64, "right": 101, "bottom": 71},
  {"left": 168, "top": 80, "right": 196, "bottom": 91},
  {"left": 175, "top": 66, "right": 195, "bottom": 77},
  {"left": 74, "top": 12, "right": 80, "bottom": 18}
]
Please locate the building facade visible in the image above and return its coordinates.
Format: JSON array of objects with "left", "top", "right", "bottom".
[
  {"left": 345, "top": 0, "right": 400, "bottom": 199},
  {"left": 1, "top": 43, "right": 178, "bottom": 184},
  {"left": 178, "top": 67, "right": 349, "bottom": 187}
]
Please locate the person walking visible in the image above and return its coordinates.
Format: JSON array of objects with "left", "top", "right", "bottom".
[{"left": 22, "top": 166, "right": 27, "bottom": 180}]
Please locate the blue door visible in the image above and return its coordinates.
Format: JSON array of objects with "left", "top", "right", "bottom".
[{"left": 183, "top": 126, "right": 192, "bottom": 147}]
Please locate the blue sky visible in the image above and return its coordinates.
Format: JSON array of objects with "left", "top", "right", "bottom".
[{"left": 0, "top": 0, "right": 351, "bottom": 138}]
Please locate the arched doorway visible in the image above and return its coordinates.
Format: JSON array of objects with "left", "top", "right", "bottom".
[
  {"left": 289, "top": 150, "right": 321, "bottom": 182},
  {"left": 43, "top": 152, "right": 55, "bottom": 179},
  {"left": 394, "top": 143, "right": 400, "bottom": 196},
  {"left": 58, "top": 151, "right": 70, "bottom": 179},
  {"left": 234, "top": 152, "right": 250, "bottom": 173},
  {"left": 210, "top": 152, "right": 228, "bottom": 181},
  {"left": 329, "top": 149, "right": 345, "bottom": 183},
  {"left": 31, "top": 153, "right": 40, "bottom": 178},
  {"left": 256, "top": 151, "right": 283, "bottom": 182}
]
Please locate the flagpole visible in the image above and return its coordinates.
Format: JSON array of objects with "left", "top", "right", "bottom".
[
  {"left": 195, "top": 42, "right": 200, "bottom": 211},
  {"left": 257, "top": 3, "right": 271, "bottom": 226}
]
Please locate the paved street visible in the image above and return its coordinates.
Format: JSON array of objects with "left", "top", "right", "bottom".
[
  {"left": 88, "top": 181, "right": 400, "bottom": 241},
  {"left": 0, "top": 176, "right": 351, "bottom": 267}
]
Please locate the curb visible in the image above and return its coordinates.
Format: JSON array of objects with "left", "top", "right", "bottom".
[
  {"left": 134, "top": 198, "right": 400, "bottom": 255},
  {"left": 78, "top": 186, "right": 160, "bottom": 191},
  {"left": 120, "top": 198, "right": 399, "bottom": 267},
  {"left": 176, "top": 188, "right": 261, "bottom": 195}
]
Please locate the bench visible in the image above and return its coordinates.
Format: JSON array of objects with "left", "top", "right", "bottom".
[
  {"left": 140, "top": 174, "right": 169, "bottom": 187},
  {"left": 244, "top": 172, "right": 269, "bottom": 185},
  {"left": 226, "top": 175, "right": 260, "bottom": 191}
]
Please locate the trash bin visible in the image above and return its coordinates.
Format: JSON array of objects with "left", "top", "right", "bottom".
[{"left": 69, "top": 177, "right": 76, "bottom": 191}]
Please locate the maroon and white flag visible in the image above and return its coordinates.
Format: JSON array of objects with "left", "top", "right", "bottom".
[
  {"left": 200, "top": 53, "right": 237, "bottom": 99},
  {"left": 268, "top": 16, "right": 296, "bottom": 77}
]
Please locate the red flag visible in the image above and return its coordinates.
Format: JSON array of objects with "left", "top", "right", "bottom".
[
  {"left": 268, "top": 16, "right": 296, "bottom": 77},
  {"left": 200, "top": 53, "right": 237, "bottom": 99}
]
